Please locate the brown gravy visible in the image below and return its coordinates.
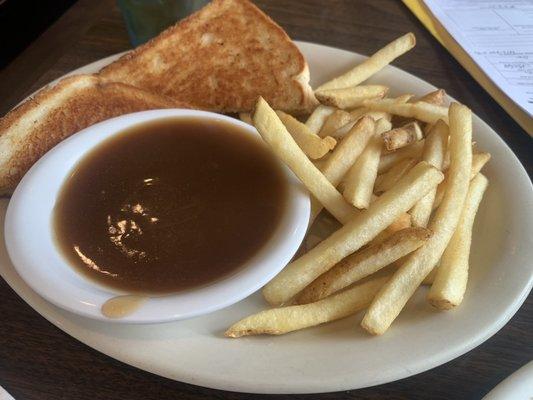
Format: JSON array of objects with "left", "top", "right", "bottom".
[
  {"left": 101, "top": 295, "right": 147, "bottom": 318},
  {"left": 54, "top": 117, "right": 287, "bottom": 294}
]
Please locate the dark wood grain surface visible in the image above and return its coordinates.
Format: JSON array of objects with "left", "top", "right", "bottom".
[{"left": 0, "top": 1, "right": 531, "bottom": 399}]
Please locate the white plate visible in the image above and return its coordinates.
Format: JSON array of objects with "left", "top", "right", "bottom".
[
  {"left": 482, "top": 361, "right": 533, "bottom": 400},
  {"left": 1, "top": 41, "right": 532, "bottom": 394},
  {"left": 0, "top": 385, "right": 15, "bottom": 400}
]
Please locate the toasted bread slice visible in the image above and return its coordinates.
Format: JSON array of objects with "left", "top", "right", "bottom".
[
  {"left": 98, "top": 0, "right": 317, "bottom": 113},
  {"left": 0, "top": 75, "right": 187, "bottom": 194}
]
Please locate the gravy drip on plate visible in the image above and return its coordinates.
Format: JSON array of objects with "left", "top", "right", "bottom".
[{"left": 101, "top": 295, "right": 147, "bottom": 318}]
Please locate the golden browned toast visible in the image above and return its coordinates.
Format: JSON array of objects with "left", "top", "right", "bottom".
[
  {"left": 98, "top": 0, "right": 317, "bottom": 113},
  {"left": 0, "top": 74, "right": 188, "bottom": 194}
]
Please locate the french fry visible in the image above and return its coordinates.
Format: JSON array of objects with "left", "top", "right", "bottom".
[
  {"left": 239, "top": 112, "right": 253, "bottom": 125},
  {"left": 410, "top": 120, "right": 448, "bottom": 227},
  {"left": 385, "top": 210, "right": 412, "bottom": 233},
  {"left": 331, "top": 118, "right": 361, "bottom": 139},
  {"left": 343, "top": 118, "right": 391, "bottom": 208},
  {"left": 252, "top": 97, "right": 355, "bottom": 224},
  {"left": 305, "top": 105, "right": 336, "bottom": 135},
  {"left": 363, "top": 98, "right": 448, "bottom": 124},
  {"left": 315, "top": 85, "right": 389, "bottom": 109},
  {"left": 378, "top": 140, "right": 424, "bottom": 173},
  {"left": 382, "top": 121, "right": 423, "bottom": 151},
  {"left": 276, "top": 111, "right": 337, "bottom": 159},
  {"left": 427, "top": 173, "right": 489, "bottom": 309},
  {"left": 374, "top": 158, "right": 417, "bottom": 193},
  {"left": 319, "top": 109, "right": 366, "bottom": 138},
  {"left": 418, "top": 89, "right": 446, "bottom": 106},
  {"left": 309, "top": 117, "right": 375, "bottom": 222},
  {"left": 432, "top": 152, "right": 491, "bottom": 210},
  {"left": 422, "top": 267, "right": 438, "bottom": 285},
  {"left": 333, "top": 111, "right": 393, "bottom": 142},
  {"left": 263, "top": 161, "right": 444, "bottom": 306},
  {"left": 361, "top": 103, "right": 472, "bottom": 335},
  {"left": 364, "top": 111, "right": 392, "bottom": 122},
  {"left": 330, "top": 109, "right": 391, "bottom": 139},
  {"left": 316, "top": 33, "right": 416, "bottom": 91},
  {"left": 365, "top": 192, "right": 413, "bottom": 245},
  {"left": 442, "top": 147, "right": 451, "bottom": 170},
  {"left": 312, "top": 198, "right": 410, "bottom": 237},
  {"left": 389, "top": 94, "right": 418, "bottom": 126},
  {"left": 226, "top": 276, "right": 389, "bottom": 337},
  {"left": 471, "top": 152, "right": 491, "bottom": 178},
  {"left": 296, "top": 227, "right": 431, "bottom": 304},
  {"left": 369, "top": 205, "right": 412, "bottom": 246},
  {"left": 321, "top": 116, "right": 375, "bottom": 185},
  {"left": 433, "top": 179, "right": 446, "bottom": 210},
  {"left": 395, "top": 94, "right": 415, "bottom": 103},
  {"left": 412, "top": 89, "right": 446, "bottom": 144}
]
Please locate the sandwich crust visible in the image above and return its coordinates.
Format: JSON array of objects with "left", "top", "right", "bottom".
[
  {"left": 99, "top": 0, "right": 317, "bottom": 113},
  {"left": 0, "top": 75, "right": 188, "bottom": 194}
]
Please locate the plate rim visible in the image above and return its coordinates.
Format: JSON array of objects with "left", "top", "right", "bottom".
[{"left": 1, "top": 40, "right": 532, "bottom": 394}]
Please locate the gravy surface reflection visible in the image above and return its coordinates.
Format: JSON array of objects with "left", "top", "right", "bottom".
[{"left": 53, "top": 117, "right": 288, "bottom": 294}]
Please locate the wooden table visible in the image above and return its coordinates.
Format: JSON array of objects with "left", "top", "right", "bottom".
[{"left": 0, "top": 1, "right": 531, "bottom": 399}]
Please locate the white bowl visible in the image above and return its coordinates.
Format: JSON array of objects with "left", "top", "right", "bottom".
[{"left": 4, "top": 109, "right": 310, "bottom": 323}]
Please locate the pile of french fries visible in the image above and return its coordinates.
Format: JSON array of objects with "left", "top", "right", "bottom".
[{"left": 226, "top": 32, "right": 490, "bottom": 338}]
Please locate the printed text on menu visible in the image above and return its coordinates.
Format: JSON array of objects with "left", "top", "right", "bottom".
[{"left": 424, "top": 0, "right": 533, "bottom": 116}]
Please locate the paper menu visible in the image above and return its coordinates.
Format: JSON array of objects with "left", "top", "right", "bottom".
[{"left": 423, "top": 0, "right": 533, "bottom": 118}]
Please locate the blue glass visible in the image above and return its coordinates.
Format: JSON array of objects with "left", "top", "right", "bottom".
[{"left": 117, "top": 0, "right": 210, "bottom": 46}]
